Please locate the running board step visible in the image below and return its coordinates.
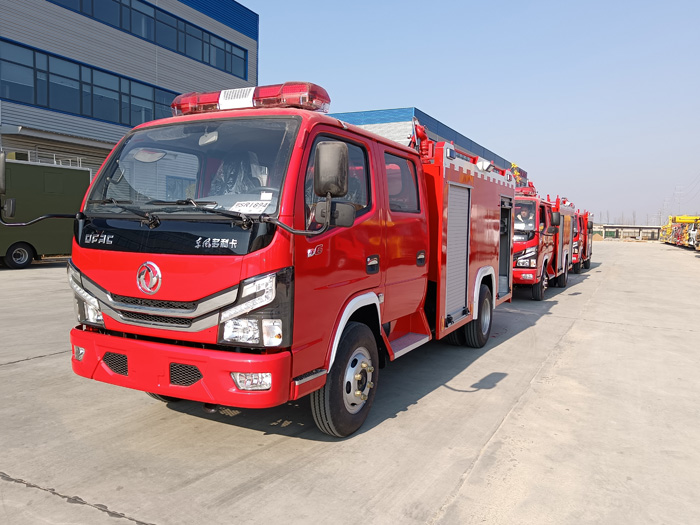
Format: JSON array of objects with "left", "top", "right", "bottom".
[{"left": 391, "top": 332, "right": 431, "bottom": 359}]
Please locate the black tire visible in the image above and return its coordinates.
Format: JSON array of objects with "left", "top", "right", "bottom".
[
  {"left": 146, "top": 392, "right": 182, "bottom": 403},
  {"left": 4, "top": 242, "right": 34, "bottom": 269},
  {"left": 556, "top": 258, "right": 568, "bottom": 288},
  {"left": 445, "top": 324, "right": 467, "bottom": 346},
  {"left": 531, "top": 266, "right": 547, "bottom": 301},
  {"left": 573, "top": 262, "right": 581, "bottom": 274},
  {"left": 311, "top": 322, "right": 378, "bottom": 437},
  {"left": 465, "top": 284, "right": 493, "bottom": 348},
  {"left": 583, "top": 258, "right": 591, "bottom": 270}
]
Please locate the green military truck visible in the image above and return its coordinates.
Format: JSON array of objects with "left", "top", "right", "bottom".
[{"left": 0, "top": 153, "right": 90, "bottom": 269}]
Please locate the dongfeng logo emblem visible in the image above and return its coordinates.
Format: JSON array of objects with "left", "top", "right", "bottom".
[{"left": 137, "top": 262, "right": 162, "bottom": 295}]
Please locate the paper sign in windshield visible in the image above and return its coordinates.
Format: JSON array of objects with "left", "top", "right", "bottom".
[{"left": 230, "top": 201, "right": 270, "bottom": 214}]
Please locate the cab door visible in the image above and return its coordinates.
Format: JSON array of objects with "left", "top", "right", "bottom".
[
  {"left": 379, "top": 147, "right": 429, "bottom": 325},
  {"left": 292, "top": 130, "right": 384, "bottom": 376}
]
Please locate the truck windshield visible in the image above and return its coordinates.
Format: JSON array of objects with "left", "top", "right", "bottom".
[
  {"left": 514, "top": 201, "right": 536, "bottom": 234},
  {"left": 85, "top": 118, "right": 300, "bottom": 218}
]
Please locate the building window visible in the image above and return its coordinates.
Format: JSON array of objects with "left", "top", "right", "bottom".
[
  {"left": 47, "top": 0, "right": 248, "bottom": 80},
  {"left": 0, "top": 38, "right": 177, "bottom": 127}
]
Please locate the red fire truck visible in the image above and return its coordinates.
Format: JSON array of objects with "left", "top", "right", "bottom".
[
  {"left": 572, "top": 210, "right": 593, "bottom": 273},
  {"left": 4, "top": 82, "right": 515, "bottom": 437},
  {"left": 513, "top": 183, "right": 574, "bottom": 300}
]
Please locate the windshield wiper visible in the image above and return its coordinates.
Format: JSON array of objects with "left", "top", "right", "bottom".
[
  {"left": 87, "top": 199, "right": 161, "bottom": 229},
  {"left": 145, "top": 198, "right": 253, "bottom": 229},
  {"left": 145, "top": 199, "right": 219, "bottom": 206}
]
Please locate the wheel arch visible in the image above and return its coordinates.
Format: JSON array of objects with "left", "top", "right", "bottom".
[
  {"left": 472, "top": 266, "right": 495, "bottom": 321},
  {"left": 327, "top": 292, "right": 383, "bottom": 372}
]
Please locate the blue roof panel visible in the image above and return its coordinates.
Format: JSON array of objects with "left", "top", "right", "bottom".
[
  {"left": 177, "top": 0, "right": 259, "bottom": 41},
  {"left": 331, "top": 107, "right": 512, "bottom": 171}
]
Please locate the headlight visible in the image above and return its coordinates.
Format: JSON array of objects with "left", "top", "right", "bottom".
[
  {"left": 515, "top": 247, "right": 537, "bottom": 268},
  {"left": 67, "top": 263, "right": 104, "bottom": 327},
  {"left": 219, "top": 268, "right": 293, "bottom": 347}
]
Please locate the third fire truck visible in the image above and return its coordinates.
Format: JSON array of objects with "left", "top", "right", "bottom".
[{"left": 572, "top": 210, "right": 593, "bottom": 273}]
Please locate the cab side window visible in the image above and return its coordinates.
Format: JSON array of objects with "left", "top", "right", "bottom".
[
  {"left": 384, "top": 153, "right": 419, "bottom": 213},
  {"left": 305, "top": 136, "right": 370, "bottom": 229}
]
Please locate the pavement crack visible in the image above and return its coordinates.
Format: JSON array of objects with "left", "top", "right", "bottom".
[
  {"left": 0, "top": 471, "right": 157, "bottom": 525},
  {"left": 0, "top": 350, "right": 69, "bottom": 368}
]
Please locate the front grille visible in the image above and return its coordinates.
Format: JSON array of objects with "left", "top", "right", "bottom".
[
  {"left": 120, "top": 311, "right": 192, "bottom": 327},
  {"left": 103, "top": 352, "right": 128, "bottom": 376},
  {"left": 111, "top": 294, "right": 196, "bottom": 311},
  {"left": 170, "top": 363, "right": 203, "bottom": 386}
]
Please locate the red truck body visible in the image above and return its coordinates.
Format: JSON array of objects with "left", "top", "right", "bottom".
[{"left": 66, "top": 82, "right": 515, "bottom": 436}]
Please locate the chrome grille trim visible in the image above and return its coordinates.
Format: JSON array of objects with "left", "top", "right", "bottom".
[{"left": 80, "top": 275, "right": 238, "bottom": 332}]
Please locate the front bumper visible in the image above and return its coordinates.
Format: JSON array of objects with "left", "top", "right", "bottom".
[
  {"left": 513, "top": 268, "right": 539, "bottom": 285},
  {"left": 70, "top": 328, "right": 292, "bottom": 408}
]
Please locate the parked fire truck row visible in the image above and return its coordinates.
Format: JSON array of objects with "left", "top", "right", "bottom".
[
  {"left": 0, "top": 81, "right": 584, "bottom": 436},
  {"left": 659, "top": 215, "right": 700, "bottom": 250},
  {"left": 512, "top": 182, "right": 593, "bottom": 301}
]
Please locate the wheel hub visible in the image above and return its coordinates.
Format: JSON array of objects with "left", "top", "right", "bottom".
[{"left": 343, "top": 347, "right": 374, "bottom": 414}]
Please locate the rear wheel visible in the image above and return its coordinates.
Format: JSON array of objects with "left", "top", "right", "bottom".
[
  {"left": 556, "top": 258, "right": 569, "bottom": 288},
  {"left": 583, "top": 258, "right": 591, "bottom": 270},
  {"left": 4, "top": 242, "right": 34, "bottom": 269},
  {"left": 465, "top": 284, "right": 493, "bottom": 348},
  {"left": 531, "top": 265, "right": 547, "bottom": 301},
  {"left": 146, "top": 392, "right": 182, "bottom": 403},
  {"left": 573, "top": 262, "right": 581, "bottom": 274},
  {"left": 311, "top": 322, "right": 378, "bottom": 437}
]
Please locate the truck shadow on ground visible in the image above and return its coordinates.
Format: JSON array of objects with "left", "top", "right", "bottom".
[{"left": 164, "top": 264, "right": 600, "bottom": 440}]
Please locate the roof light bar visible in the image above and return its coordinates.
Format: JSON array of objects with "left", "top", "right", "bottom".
[{"left": 171, "top": 81, "right": 331, "bottom": 116}]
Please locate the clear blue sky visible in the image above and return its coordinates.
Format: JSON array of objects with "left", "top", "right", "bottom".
[{"left": 241, "top": 0, "right": 700, "bottom": 225}]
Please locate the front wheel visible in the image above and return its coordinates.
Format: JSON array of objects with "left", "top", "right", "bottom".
[
  {"left": 556, "top": 258, "right": 569, "bottom": 288},
  {"left": 311, "top": 322, "right": 378, "bottom": 437},
  {"left": 4, "top": 242, "right": 34, "bottom": 269},
  {"left": 465, "top": 284, "right": 493, "bottom": 348},
  {"left": 531, "top": 266, "right": 547, "bottom": 301}
]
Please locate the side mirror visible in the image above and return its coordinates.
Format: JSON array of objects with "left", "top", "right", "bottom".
[
  {"left": 547, "top": 225, "right": 558, "bottom": 235},
  {"left": 313, "top": 201, "right": 355, "bottom": 228},
  {"left": 551, "top": 211, "right": 561, "bottom": 226},
  {"left": 587, "top": 222, "right": 593, "bottom": 232},
  {"left": 2, "top": 197, "right": 16, "bottom": 218},
  {"left": 314, "top": 142, "right": 348, "bottom": 198},
  {"left": 0, "top": 151, "right": 6, "bottom": 196}
]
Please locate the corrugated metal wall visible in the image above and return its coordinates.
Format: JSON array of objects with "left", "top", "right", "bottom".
[
  {"left": 0, "top": 0, "right": 257, "bottom": 93},
  {"left": 0, "top": 0, "right": 258, "bottom": 158}
]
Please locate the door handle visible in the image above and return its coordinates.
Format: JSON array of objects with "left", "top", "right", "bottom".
[
  {"left": 416, "top": 250, "right": 426, "bottom": 267},
  {"left": 366, "top": 255, "right": 379, "bottom": 275}
]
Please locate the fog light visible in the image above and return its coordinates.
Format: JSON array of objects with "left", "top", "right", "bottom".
[
  {"left": 262, "top": 319, "right": 283, "bottom": 346},
  {"left": 223, "top": 319, "right": 260, "bottom": 344},
  {"left": 231, "top": 372, "right": 272, "bottom": 391},
  {"left": 521, "top": 273, "right": 534, "bottom": 280},
  {"left": 73, "top": 346, "right": 86, "bottom": 361}
]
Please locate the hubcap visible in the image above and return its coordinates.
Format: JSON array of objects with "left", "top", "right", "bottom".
[
  {"left": 342, "top": 346, "right": 374, "bottom": 414},
  {"left": 12, "top": 248, "right": 29, "bottom": 265},
  {"left": 481, "top": 297, "right": 492, "bottom": 337}
]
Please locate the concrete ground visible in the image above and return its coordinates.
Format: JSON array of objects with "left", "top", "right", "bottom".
[{"left": 0, "top": 242, "right": 698, "bottom": 525}]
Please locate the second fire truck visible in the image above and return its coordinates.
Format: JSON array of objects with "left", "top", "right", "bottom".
[{"left": 513, "top": 182, "right": 575, "bottom": 300}]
